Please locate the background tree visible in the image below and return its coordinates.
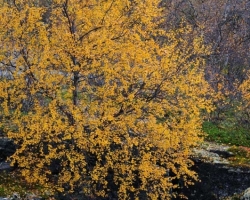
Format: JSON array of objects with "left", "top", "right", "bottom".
[
  {"left": 0, "top": 0, "right": 212, "bottom": 199},
  {"left": 161, "top": 0, "right": 250, "bottom": 132}
]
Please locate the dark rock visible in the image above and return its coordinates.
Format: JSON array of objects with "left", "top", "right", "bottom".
[
  {"left": 0, "top": 138, "right": 16, "bottom": 161},
  {"left": 0, "top": 161, "right": 14, "bottom": 172}
]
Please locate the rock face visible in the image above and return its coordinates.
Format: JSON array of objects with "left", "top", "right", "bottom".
[
  {"left": 242, "top": 188, "right": 250, "bottom": 200},
  {"left": 0, "top": 138, "right": 16, "bottom": 161}
]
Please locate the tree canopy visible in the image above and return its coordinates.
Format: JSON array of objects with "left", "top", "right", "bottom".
[{"left": 0, "top": 0, "right": 212, "bottom": 199}]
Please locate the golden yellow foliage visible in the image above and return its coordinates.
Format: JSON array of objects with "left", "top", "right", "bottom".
[
  {"left": 0, "top": 0, "right": 212, "bottom": 199},
  {"left": 240, "top": 72, "right": 250, "bottom": 115}
]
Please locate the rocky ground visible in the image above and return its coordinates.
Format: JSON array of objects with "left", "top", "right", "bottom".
[{"left": 179, "top": 142, "right": 250, "bottom": 200}]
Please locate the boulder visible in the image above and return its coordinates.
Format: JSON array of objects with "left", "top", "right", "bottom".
[
  {"left": 0, "top": 138, "right": 16, "bottom": 161},
  {"left": 241, "top": 187, "right": 250, "bottom": 200}
]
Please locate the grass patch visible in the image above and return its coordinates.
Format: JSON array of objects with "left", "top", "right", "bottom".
[{"left": 202, "top": 121, "right": 250, "bottom": 147}]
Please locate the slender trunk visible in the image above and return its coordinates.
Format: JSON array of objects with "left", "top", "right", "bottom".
[{"left": 73, "top": 70, "right": 79, "bottom": 106}]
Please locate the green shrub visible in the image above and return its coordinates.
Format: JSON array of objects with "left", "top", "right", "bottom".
[{"left": 202, "top": 121, "right": 250, "bottom": 147}]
